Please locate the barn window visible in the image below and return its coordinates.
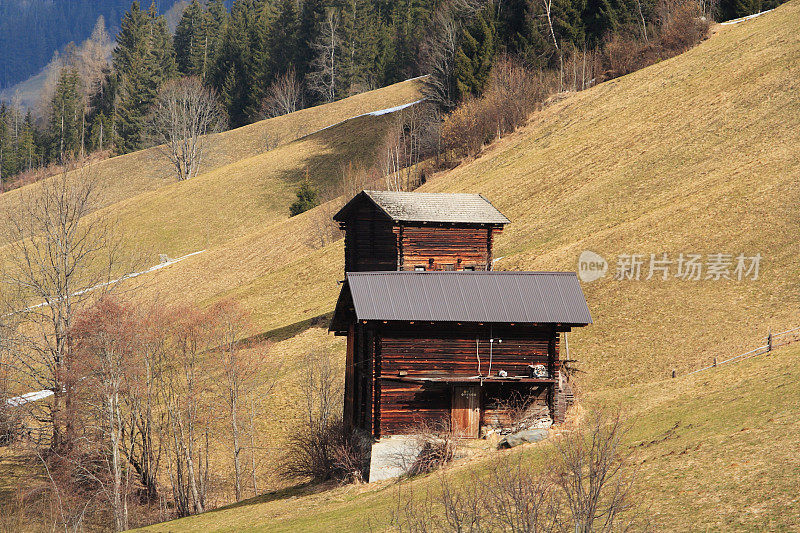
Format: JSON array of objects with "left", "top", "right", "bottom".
[
  {"left": 463, "top": 265, "right": 475, "bottom": 271},
  {"left": 414, "top": 265, "right": 425, "bottom": 271}
]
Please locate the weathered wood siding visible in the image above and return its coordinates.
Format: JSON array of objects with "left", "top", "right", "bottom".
[
  {"left": 342, "top": 204, "right": 397, "bottom": 273},
  {"left": 372, "top": 325, "right": 559, "bottom": 436},
  {"left": 397, "top": 225, "right": 502, "bottom": 271},
  {"left": 340, "top": 202, "right": 504, "bottom": 274},
  {"left": 379, "top": 330, "right": 555, "bottom": 377}
]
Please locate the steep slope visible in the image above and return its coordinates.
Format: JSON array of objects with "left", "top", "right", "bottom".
[
  {"left": 138, "top": 343, "right": 800, "bottom": 532},
  {"left": 417, "top": 5, "right": 800, "bottom": 387},
  {"left": 139, "top": 0, "right": 800, "bottom": 386},
  {"left": 0, "top": 77, "right": 423, "bottom": 239}
]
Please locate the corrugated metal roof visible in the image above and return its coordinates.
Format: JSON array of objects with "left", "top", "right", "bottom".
[
  {"left": 333, "top": 190, "right": 510, "bottom": 224},
  {"left": 339, "top": 271, "right": 592, "bottom": 326}
]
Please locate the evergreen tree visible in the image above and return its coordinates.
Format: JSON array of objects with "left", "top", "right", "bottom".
[
  {"left": 719, "top": 0, "right": 762, "bottom": 20},
  {"left": 19, "top": 111, "right": 37, "bottom": 173},
  {"left": 48, "top": 67, "right": 83, "bottom": 161},
  {"left": 175, "top": 0, "right": 207, "bottom": 76},
  {"left": 289, "top": 179, "right": 319, "bottom": 216},
  {"left": 211, "top": 0, "right": 265, "bottom": 127},
  {"left": 341, "top": 0, "right": 382, "bottom": 93},
  {"left": 112, "top": 1, "right": 176, "bottom": 154},
  {"left": 266, "top": 0, "right": 301, "bottom": 81},
  {"left": 0, "top": 105, "right": 8, "bottom": 188},
  {"left": 148, "top": 2, "right": 177, "bottom": 83},
  {"left": 454, "top": 6, "right": 497, "bottom": 99}
]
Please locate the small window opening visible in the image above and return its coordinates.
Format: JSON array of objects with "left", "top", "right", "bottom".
[
  {"left": 463, "top": 266, "right": 475, "bottom": 271},
  {"left": 414, "top": 265, "right": 426, "bottom": 271}
]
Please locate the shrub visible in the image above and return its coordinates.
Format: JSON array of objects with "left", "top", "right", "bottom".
[
  {"left": 289, "top": 180, "right": 320, "bottom": 216},
  {"left": 282, "top": 419, "right": 371, "bottom": 483},
  {"left": 393, "top": 418, "right": 458, "bottom": 477}
]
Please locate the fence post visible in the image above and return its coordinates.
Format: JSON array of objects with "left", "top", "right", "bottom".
[
  {"left": 671, "top": 369, "right": 676, "bottom": 378},
  {"left": 713, "top": 357, "right": 717, "bottom": 367},
  {"left": 767, "top": 328, "right": 773, "bottom": 354}
]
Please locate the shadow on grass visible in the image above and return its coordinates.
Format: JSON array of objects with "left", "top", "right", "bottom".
[
  {"left": 270, "top": 112, "right": 397, "bottom": 199},
  {"left": 201, "top": 481, "right": 337, "bottom": 516},
  {"left": 241, "top": 311, "right": 334, "bottom": 347}
]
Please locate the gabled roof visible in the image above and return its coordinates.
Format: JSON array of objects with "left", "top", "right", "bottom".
[
  {"left": 330, "top": 271, "right": 592, "bottom": 332},
  {"left": 333, "top": 190, "right": 511, "bottom": 225}
]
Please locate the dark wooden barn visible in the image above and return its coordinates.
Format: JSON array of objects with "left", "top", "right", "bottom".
[
  {"left": 329, "top": 191, "right": 591, "bottom": 480},
  {"left": 330, "top": 271, "right": 592, "bottom": 440},
  {"left": 333, "top": 190, "right": 510, "bottom": 274}
]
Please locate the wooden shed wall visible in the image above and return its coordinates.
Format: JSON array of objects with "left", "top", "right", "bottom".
[
  {"left": 373, "top": 325, "right": 559, "bottom": 436},
  {"left": 378, "top": 328, "right": 556, "bottom": 377},
  {"left": 397, "top": 226, "right": 500, "bottom": 271},
  {"left": 343, "top": 205, "right": 397, "bottom": 273}
]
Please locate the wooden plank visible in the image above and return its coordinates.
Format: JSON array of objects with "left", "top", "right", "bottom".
[{"left": 451, "top": 386, "right": 480, "bottom": 438}]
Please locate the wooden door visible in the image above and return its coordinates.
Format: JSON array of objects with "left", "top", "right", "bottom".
[{"left": 451, "top": 386, "right": 480, "bottom": 438}]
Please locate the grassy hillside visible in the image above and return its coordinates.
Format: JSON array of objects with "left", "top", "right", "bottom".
[
  {"left": 418, "top": 5, "right": 800, "bottom": 387},
  {"left": 0, "top": 77, "right": 423, "bottom": 244},
  {"left": 3, "top": 2, "right": 800, "bottom": 529},
  {"left": 138, "top": 343, "right": 800, "bottom": 532},
  {"left": 139, "top": 0, "right": 800, "bottom": 386}
]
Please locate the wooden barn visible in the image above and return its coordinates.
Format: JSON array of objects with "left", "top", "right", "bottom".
[
  {"left": 333, "top": 190, "right": 510, "bottom": 273},
  {"left": 330, "top": 271, "right": 592, "bottom": 440},
  {"left": 329, "top": 191, "right": 593, "bottom": 455}
]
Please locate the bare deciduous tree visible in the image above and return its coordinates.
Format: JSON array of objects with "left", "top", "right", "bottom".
[
  {"left": 420, "top": 0, "right": 484, "bottom": 111},
  {"left": 149, "top": 77, "right": 226, "bottom": 181},
  {"left": 392, "top": 410, "right": 638, "bottom": 532},
  {"left": 159, "top": 305, "right": 214, "bottom": 516},
  {"left": 2, "top": 162, "right": 123, "bottom": 452},
  {"left": 307, "top": 9, "right": 342, "bottom": 104},
  {"left": 553, "top": 411, "right": 636, "bottom": 533},
  {"left": 210, "top": 299, "right": 274, "bottom": 502},
  {"left": 262, "top": 68, "right": 303, "bottom": 118},
  {"left": 72, "top": 297, "right": 138, "bottom": 532}
]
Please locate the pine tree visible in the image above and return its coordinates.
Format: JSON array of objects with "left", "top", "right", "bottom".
[
  {"left": 19, "top": 111, "right": 37, "bottom": 173},
  {"left": 454, "top": 6, "right": 497, "bottom": 100},
  {"left": 112, "top": 1, "right": 176, "bottom": 154},
  {"left": 289, "top": 179, "right": 319, "bottom": 216},
  {"left": 341, "top": 0, "right": 381, "bottom": 94},
  {"left": 148, "top": 2, "right": 177, "bottom": 84},
  {"left": 49, "top": 67, "right": 83, "bottom": 161},
  {"left": 175, "top": 0, "right": 207, "bottom": 76},
  {"left": 266, "top": 0, "right": 301, "bottom": 81},
  {"left": 211, "top": 0, "right": 264, "bottom": 126}
]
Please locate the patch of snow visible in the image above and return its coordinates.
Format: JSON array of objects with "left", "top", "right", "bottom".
[
  {"left": 719, "top": 8, "right": 773, "bottom": 25},
  {"left": 6, "top": 389, "right": 53, "bottom": 407},
  {"left": 300, "top": 98, "right": 427, "bottom": 139},
  {"left": 366, "top": 99, "right": 426, "bottom": 117}
]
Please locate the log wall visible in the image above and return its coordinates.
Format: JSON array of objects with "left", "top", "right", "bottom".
[
  {"left": 371, "top": 324, "right": 560, "bottom": 437},
  {"left": 343, "top": 204, "right": 397, "bottom": 273},
  {"left": 397, "top": 225, "right": 502, "bottom": 271}
]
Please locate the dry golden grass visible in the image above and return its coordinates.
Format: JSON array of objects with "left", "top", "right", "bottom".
[
  {"left": 141, "top": 0, "right": 800, "bottom": 389},
  {"left": 6, "top": 3, "right": 800, "bottom": 528},
  {"left": 416, "top": 2, "right": 800, "bottom": 388},
  {"left": 0, "top": 77, "right": 423, "bottom": 247},
  {"left": 137, "top": 343, "right": 800, "bottom": 532}
]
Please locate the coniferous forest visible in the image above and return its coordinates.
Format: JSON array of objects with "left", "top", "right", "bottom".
[{"left": 0, "top": 0, "right": 785, "bottom": 191}]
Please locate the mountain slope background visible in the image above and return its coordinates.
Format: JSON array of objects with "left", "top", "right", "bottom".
[
  {"left": 128, "top": 5, "right": 800, "bottom": 528},
  {"left": 2, "top": 2, "right": 799, "bottom": 530},
  {"left": 0, "top": 0, "right": 186, "bottom": 90}
]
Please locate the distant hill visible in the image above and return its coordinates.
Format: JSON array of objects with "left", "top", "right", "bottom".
[{"left": 0, "top": 0, "right": 182, "bottom": 91}]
